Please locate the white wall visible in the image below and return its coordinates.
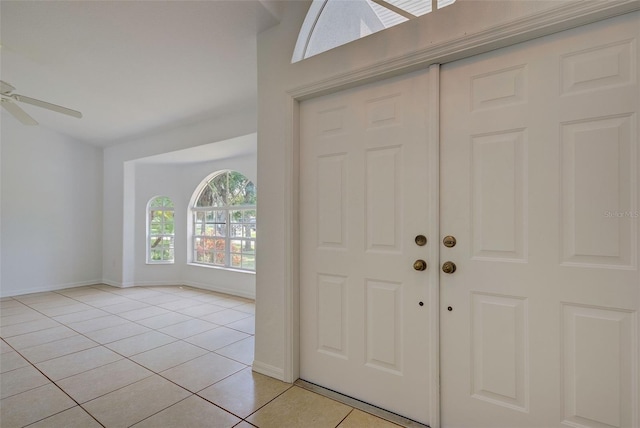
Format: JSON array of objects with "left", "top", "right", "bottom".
[
  {"left": 254, "top": 0, "right": 637, "bottom": 380},
  {"left": 0, "top": 117, "right": 103, "bottom": 297}
]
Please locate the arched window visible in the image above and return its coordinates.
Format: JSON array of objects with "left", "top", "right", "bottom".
[
  {"left": 147, "top": 196, "right": 175, "bottom": 263},
  {"left": 292, "top": 0, "right": 456, "bottom": 62},
  {"left": 191, "top": 171, "right": 256, "bottom": 271}
]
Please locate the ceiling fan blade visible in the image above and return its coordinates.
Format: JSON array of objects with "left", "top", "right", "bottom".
[
  {"left": 11, "top": 94, "right": 82, "bottom": 118},
  {"left": 0, "top": 80, "right": 16, "bottom": 95},
  {"left": 1, "top": 99, "right": 39, "bottom": 125}
]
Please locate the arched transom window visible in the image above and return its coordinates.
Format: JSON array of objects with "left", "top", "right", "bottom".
[
  {"left": 293, "top": 0, "right": 456, "bottom": 62},
  {"left": 191, "top": 171, "right": 256, "bottom": 271}
]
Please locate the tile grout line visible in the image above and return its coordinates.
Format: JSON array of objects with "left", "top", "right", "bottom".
[
  {"left": 2, "top": 338, "right": 107, "bottom": 428},
  {"left": 2, "top": 284, "right": 263, "bottom": 427}
]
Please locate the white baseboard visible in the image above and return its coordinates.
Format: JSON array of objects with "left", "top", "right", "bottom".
[
  {"left": 252, "top": 360, "right": 286, "bottom": 382},
  {"left": 0, "top": 279, "right": 103, "bottom": 298},
  {"left": 182, "top": 280, "right": 255, "bottom": 300},
  {"left": 100, "top": 279, "right": 125, "bottom": 288}
]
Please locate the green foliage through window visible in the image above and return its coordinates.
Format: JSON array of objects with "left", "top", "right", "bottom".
[{"left": 148, "top": 196, "right": 175, "bottom": 263}]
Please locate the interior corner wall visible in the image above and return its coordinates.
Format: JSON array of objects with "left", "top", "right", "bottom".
[
  {"left": 254, "top": 0, "right": 622, "bottom": 380},
  {"left": 0, "top": 117, "right": 103, "bottom": 297},
  {"left": 130, "top": 154, "right": 257, "bottom": 298},
  {"left": 102, "top": 107, "right": 257, "bottom": 288}
]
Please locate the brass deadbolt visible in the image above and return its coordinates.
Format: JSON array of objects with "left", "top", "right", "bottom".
[{"left": 443, "top": 236, "right": 457, "bottom": 248}]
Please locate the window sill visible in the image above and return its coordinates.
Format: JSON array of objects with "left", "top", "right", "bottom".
[
  {"left": 146, "top": 261, "right": 175, "bottom": 265},
  {"left": 187, "top": 263, "right": 256, "bottom": 275}
]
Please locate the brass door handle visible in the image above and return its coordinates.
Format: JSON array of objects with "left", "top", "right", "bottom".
[
  {"left": 442, "top": 261, "right": 456, "bottom": 274},
  {"left": 413, "top": 260, "right": 427, "bottom": 271}
]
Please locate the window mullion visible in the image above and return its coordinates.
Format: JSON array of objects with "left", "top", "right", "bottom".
[{"left": 226, "top": 208, "right": 231, "bottom": 268}]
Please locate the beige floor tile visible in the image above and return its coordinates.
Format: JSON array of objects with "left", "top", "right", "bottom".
[
  {"left": 37, "top": 302, "right": 96, "bottom": 317},
  {"left": 3, "top": 325, "right": 77, "bottom": 350},
  {"left": 142, "top": 293, "right": 183, "bottom": 305},
  {"left": 0, "top": 317, "right": 60, "bottom": 337},
  {"left": 226, "top": 316, "right": 255, "bottom": 334},
  {"left": 66, "top": 314, "right": 129, "bottom": 333},
  {"left": 100, "top": 300, "right": 151, "bottom": 314},
  {"left": 209, "top": 298, "right": 246, "bottom": 309},
  {"left": 82, "top": 375, "right": 191, "bottom": 428},
  {"left": 0, "top": 340, "right": 12, "bottom": 354},
  {"left": 0, "top": 351, "right": 30, "bottom": 373},
  {"left": 0, "top": 305, "right": 35, "bottom": 317},
  {"left": 1, "top": 310, "right": 47, "bottom": 327},
  {"left": 202, "top": 309, "right": 252, "bottom": 325},
  {"left": 132, "top": 394, "right": 241, "bottom": 428},
  {"left": 117, "top": 305, "right": 171, "bottom": 321},
  {"left": 136, "top": 312, "right": 193, "bottom": 329},
  {"left": 27, "top": 297, "right": 80, "bottom": 310},
  {"left": 71, "top": 292, "right": 118, "bottom": 303},
  {"left": 157, "top": 298, "right": 202, "bottom": 311},
  {"left": 27, "top": 405, "right": 103, "bottom": 428},
  {"left": 86, "top": 284, "right": 118, "bottom": 292},
  {"left": 35, "top": 346, "right": 122, "bottom": 381},
  {"left": 176, "top": 303, "right": 226, "bottom": 317},
  {"left": 198, "top": 367, "right": 291, "bottom": 418},
  {"left": 20, "top": 334, "right": 98, "bottom": 363},
  {"left": 105, "top": 330, "right": 177, "bottom": 356},
  {"left": 158, "top": 318, "right": 219, "bottom": 339},
  {"left": 160, "top": 352, "right": 245, "bottom": 393},
  {"left": 105, "top": 287, "right": 163, "bottom": 299},
  {"left": 53, "top": 308, "right": 110, "bottom": 324},
  {"left": 83, "top": 295, "right": 136, "bottom": 308},
  {"left": 234, "top": 302, "right": 256, "bottom": 314},
  {"left": 83, "top": 322, "right": 151, "bottom": 344},
  {"left": 215, "top": 336, "right": 255, "bottom": 365},
  {"left": 56, "top": 286, "right": 103, "bottom": 297},
  {"left": 0, "top": 299, "right": 22, "bottom": 308},
  {"left": 0, "top": 383, "right": 75, "bottom": 427},
  {"left": 337, "top": 409, "right": 404, "bottom": 427},
  {"left": 246, "top": 386, "right": 352, "bottom": 428},
  {"left": 173, "top": 287, "right": 209, "bottom": 297},
  {"left": 130, "top": 340, "right": 208, "bottom": 372},
  {"left": 57, "top": 358, "right": 154, "bottom": 403},
  {"left": 189, "top": 293, "right": 227, "bottom": 304},
  {"left": 0, "top": 365, "right": 50, "bottom": 399},
  {"left": 185, "top": 326, "right": 249, "bottom": 351},
  {"left": 13, "top": 292, "right": 62, "bottom": 305}
]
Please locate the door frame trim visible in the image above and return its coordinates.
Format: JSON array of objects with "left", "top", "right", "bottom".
[{"left": 279, "top": 3, "right": 639, "bottom": 427}]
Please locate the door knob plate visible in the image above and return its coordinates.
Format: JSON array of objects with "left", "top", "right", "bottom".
[
  {"left": 442, "top": 261, "right": 456, "bottom": 274},
  {"left": 413, "top": 260, "right": 427, "bottom": 271}
]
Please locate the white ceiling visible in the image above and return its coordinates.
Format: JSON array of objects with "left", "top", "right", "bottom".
[{"left": 0, "top": 0, "right": 280, "bottom": 147}]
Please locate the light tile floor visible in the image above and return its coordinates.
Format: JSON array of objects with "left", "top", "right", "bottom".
[{"left": 0, "top": 284, "right": 401, "bottom": 428}]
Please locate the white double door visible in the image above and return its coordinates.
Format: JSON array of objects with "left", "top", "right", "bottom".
[{"left": 300, "top": 12, "right": 639, "bottom": 428}]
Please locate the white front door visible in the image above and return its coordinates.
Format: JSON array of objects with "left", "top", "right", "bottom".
[
  {"left": 440, "top": 12, "right": 639, "bottom": 428},
  {"left": 300, "top": 68, "right": 438, "bottom": 425}
]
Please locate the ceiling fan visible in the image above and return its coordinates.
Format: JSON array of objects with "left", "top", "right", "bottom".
[{"left": 1, "top": 80, "right": 82, "bottom": 125}]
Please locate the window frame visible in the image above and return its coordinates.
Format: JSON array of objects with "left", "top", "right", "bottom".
[
  {"left": 146, "top": 196, "right": 175, "bottom": 264},
  {"left": 190, "top": 171, "right": 256, "bottom": 272}
]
